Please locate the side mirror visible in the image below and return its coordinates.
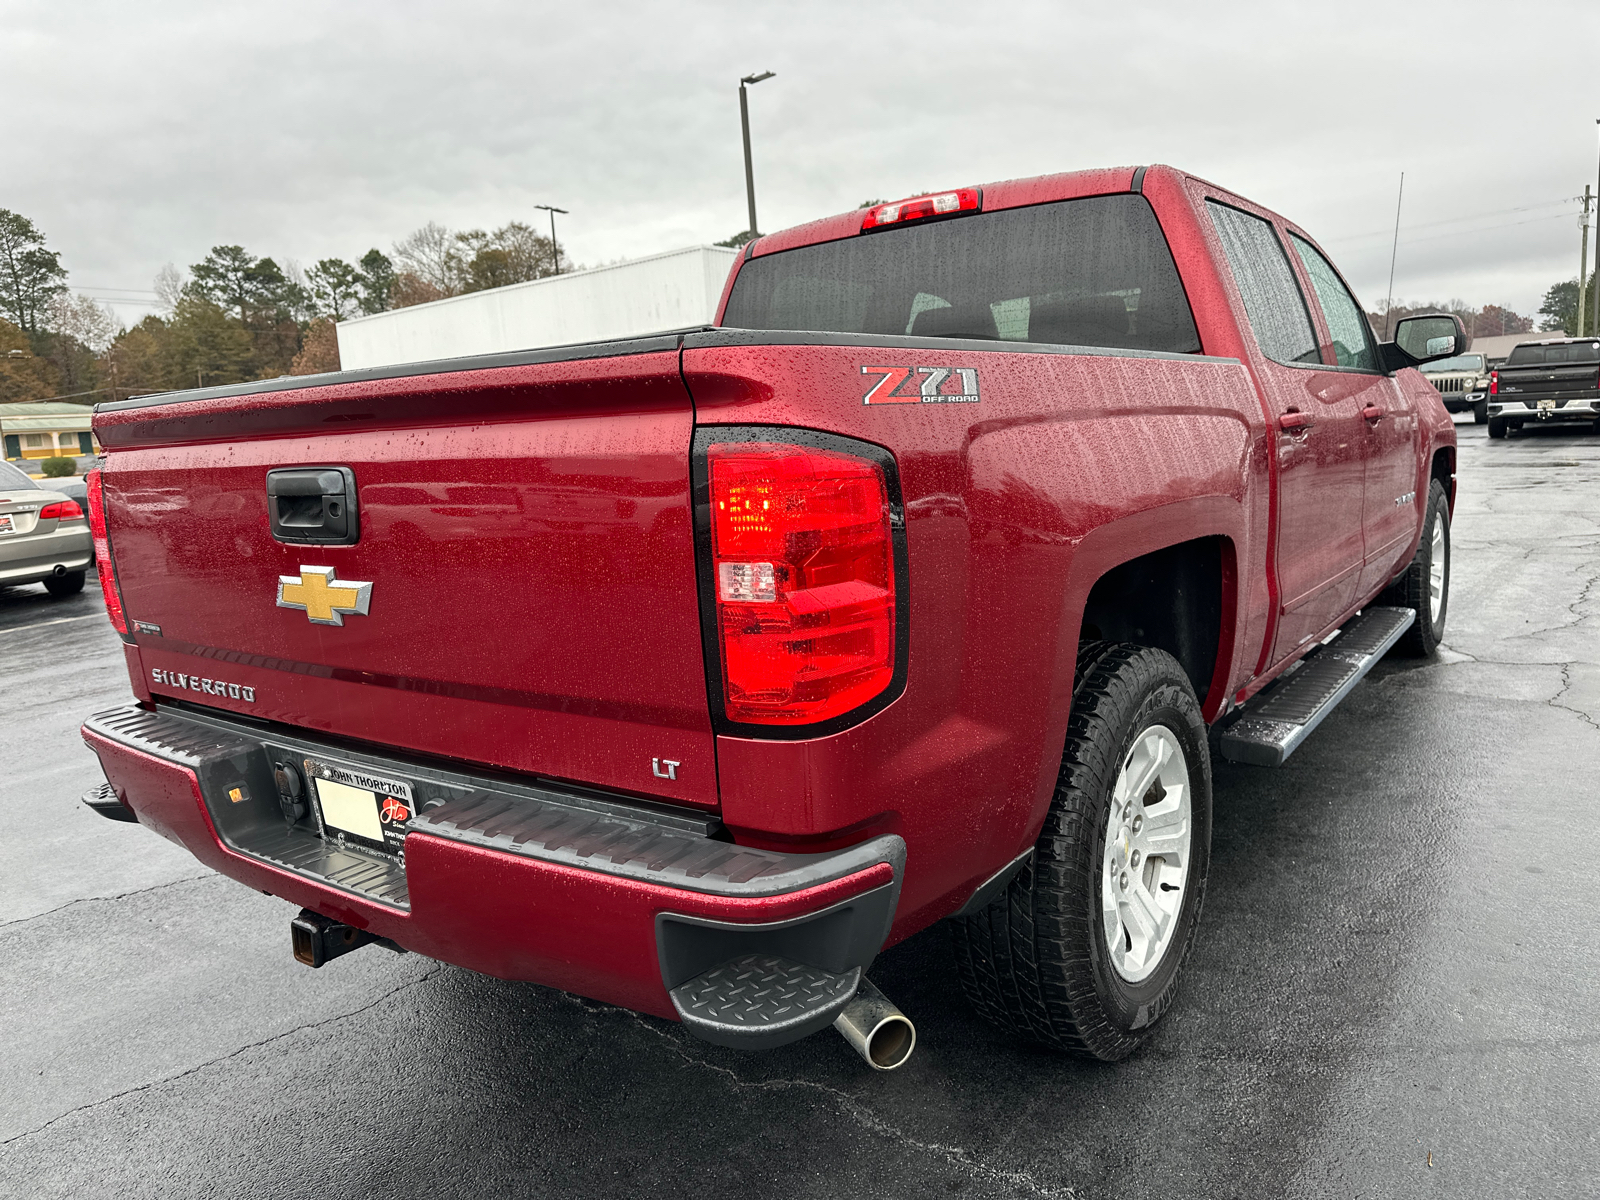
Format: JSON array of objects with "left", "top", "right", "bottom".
[{"left": 1388, "top": 313, "right": 1468, "bottom": 367}]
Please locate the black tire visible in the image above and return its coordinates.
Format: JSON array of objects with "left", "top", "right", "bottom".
[
  {"left": 1472, "top": 399, "right": 1488, "bottom": 425},
  {"left": 43, "top": 570, "right": 86, "bottom": 597},
  {"left": 1487, "top": 416, "right": 1506, "bottom": 439},
  {"left": 949, "top": 644, "right": 1212, "bottom": 1060},
  {"left": 1379, "top": 479, "right": 1449, "bottom": 657}
]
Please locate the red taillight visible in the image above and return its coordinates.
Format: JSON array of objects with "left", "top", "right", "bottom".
[
  {"left": 706, "top": 440, "right": 898, "bottom": 726},
  {"left": 39, "top": 499, "right": 84, "bottom": 521},
  {"left": 1489, "top": 370, "right": 1498, "bottom": 395},
  {"left": 85, "top": 469, "right": 131, "bottom": 638},
  {"left": 861, "top": 187, "right": 981, "bottom": 232}
]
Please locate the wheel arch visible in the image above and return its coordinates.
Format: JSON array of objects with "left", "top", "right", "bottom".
[
  {"left": 1430, "top": 445, "right": 1456, "bottom": 516},
  {"left": 1078, "top": 537, "right": 1234, "bottom": 719},
  {"left": 1052, "top": 502, "right": 1243, "bottom": 728}
]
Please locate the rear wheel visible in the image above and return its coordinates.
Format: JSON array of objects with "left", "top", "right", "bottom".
[
  {"left": 1487, "top": 416, "right": 1507, "bottom": 439},
  {"left": 1381, "top": 479, "right": 1449, "bottom": 657},
  {"left": 43, "top": 570, "right": 86, "bottom": 597},
  {"left": 949, "top": 644, "right": 1211, "bottom": 1060}
]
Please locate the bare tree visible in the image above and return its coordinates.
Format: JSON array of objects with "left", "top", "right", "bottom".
[
  {"left": 49, "top": 293, "right": 120, "bottom": 353},
  {"left": 392, "top": 222, "right": 464, "bottom": 295},
  {"left": 154, "top": 264, "right": 184, "bottom": 317}
]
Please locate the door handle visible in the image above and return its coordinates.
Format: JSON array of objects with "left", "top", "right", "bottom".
[
  {"left": 1278, "top": 411, "right": 1314, "bottom": 431},
  {"left": 1362, "top": 404, "right": 1386, "bottom": 423},
  {"left": 266, "top": 466, "right": 360, "bottom": 545}
]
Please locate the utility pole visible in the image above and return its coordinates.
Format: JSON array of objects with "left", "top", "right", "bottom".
[
  {"left": 1592, "top": 119, "right": 1600, "bottom": 336},
  {"left": 535, "top": 205, "right": 568, "bottom": 277},
  {"left": 739, "top": 71, "right": 775, "bottom": 240},
  {"left": 1580, "top": 186, "right": 1592, "bottom": 339}
]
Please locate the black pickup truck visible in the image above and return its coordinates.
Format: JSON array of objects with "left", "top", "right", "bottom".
[{"left": 1486, "top": 337, "right": 1600, "bottom": 439}]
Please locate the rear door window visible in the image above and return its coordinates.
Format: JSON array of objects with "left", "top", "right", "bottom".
[
  {"left": 1288, "top": 234, "right": 1377, "bottom": 370},
  {"left": 1206, "top": 202, "right": 1320, "bottom": 366},
  {"left": 721, "top": 194, "right": 1201, "bottom": 354}
]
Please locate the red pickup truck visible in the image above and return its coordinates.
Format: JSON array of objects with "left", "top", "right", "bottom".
[{"left": 80, "top": 165, "right": 1461, "bottom": 1070}]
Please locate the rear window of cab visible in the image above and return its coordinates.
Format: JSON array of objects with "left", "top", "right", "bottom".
[
  {"left": 1506, "top": 342, "right": 1600, "bottom": 365},
  {"left": 721, "top": 194, "right": 1201, "bottom": 355}
]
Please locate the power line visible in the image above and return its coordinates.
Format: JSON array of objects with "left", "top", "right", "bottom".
[
  {"left": 1330, "top": 197, "right": 1576, "bottom": 245},
  {"left": 1380, "top": 210, "right": 1578, "bottom": 248}
]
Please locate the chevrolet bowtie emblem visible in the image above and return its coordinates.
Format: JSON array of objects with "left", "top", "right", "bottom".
[{"left": 276, "top": 566, "right": 373, "bottom": 626}]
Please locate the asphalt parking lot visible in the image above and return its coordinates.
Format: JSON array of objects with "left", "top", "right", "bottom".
[{"left": 2, "top": 415, "right": 1596, "bottom": 1200}]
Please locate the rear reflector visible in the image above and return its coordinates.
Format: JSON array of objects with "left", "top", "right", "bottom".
[
  {"left": 861, "top": 188, "right": 980, "bottom": 232},
  {"left": 39, "top": 499, "right": 84, "bottom": 521},
  {"left": 706, "top": 441, "right": 897, "bottom": 726},
  {"left": 85, "top": 469, "right": 131, "bottom": 639}
]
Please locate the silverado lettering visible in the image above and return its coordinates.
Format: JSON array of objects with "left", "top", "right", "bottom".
[
  {"left": 82, "top": 165, "right": 1461, "bottom": 1070},
  {"left": 149, "top": 669, "right": 255, "bottom": 702}
]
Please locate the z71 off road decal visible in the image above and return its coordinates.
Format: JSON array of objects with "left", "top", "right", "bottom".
[{"left": 861, "top": 365, "right": 981, "bottom": 405}]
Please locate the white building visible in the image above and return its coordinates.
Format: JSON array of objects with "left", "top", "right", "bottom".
[
  {"left": 1, "top": 402, "right": 100, "bottom": 462},
  {"left": 336, "top": 245, "right": 740, "bottom": 370}
]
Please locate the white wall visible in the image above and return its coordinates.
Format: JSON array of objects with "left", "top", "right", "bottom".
[{"left": 336, "top": 245, "right": 740, "bottom": 370}]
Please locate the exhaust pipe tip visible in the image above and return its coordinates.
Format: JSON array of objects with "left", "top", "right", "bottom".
[
  {"left": 833, "top": 976, "right": 916, "bottom": 1070},
  {"left": 52, "top": 564, "right": 66, "bottom": 576}
]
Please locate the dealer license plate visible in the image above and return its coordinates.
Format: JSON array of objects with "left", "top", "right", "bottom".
[
  {"left": 0, "top": 514, "right": 13, "bottom": 535},
  {"left": 304, "top": 757, "right": 416, "bottom": 854}
]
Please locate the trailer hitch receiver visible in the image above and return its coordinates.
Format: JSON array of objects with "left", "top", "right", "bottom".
[{"left": 290, "top": 909, "right": 379, "bottom": 968}]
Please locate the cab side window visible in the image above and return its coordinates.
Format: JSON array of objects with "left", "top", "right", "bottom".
[
  {"left": 1206, "top": 201, "right": 1320, "bottom": 366},
  {"left": 1290, "top": 234, "right": 1377, "bottom": 371}
]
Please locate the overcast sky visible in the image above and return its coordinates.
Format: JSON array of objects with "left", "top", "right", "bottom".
[{"left": 6, "top": 0, "right": 1600, "bottom": 329}]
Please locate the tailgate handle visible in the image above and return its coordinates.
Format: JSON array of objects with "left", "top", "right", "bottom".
[{"left": 266, "top": 467, "right": 359, "bottom": 545}]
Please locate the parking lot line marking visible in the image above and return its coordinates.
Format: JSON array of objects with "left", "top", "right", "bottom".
[{"left": 5, "top": 613, "right": 107, "bottom": 634}]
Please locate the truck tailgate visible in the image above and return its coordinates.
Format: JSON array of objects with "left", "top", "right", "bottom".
[{"left": 93, "top": 343, "right": 717, "bottom": 808}]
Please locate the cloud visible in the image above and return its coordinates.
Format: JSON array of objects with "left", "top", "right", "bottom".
[{"left": 5, "top": 0, "right": 1599, "bottom": 324}]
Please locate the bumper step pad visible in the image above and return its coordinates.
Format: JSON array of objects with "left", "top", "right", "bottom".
[
  {"left": 1218, "top": 606, "right": 1415, "bottom": 767},
  {"left": 81, "top": 781, "right": 138, "bottom": 822},
  {"left": 669, "top": 953, "right": 861, "bottom": 1049}
]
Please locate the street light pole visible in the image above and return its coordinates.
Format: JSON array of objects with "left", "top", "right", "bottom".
[
  {"left": 534, "top": 204, "right": 568, "bottom": 276},
  {"left": 739, "top": 71, "right": 775, "bottom": 240}
]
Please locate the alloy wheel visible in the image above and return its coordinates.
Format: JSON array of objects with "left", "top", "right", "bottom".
[{"left": 1101, "top": 724, "right": 1193, "bottom": 983}]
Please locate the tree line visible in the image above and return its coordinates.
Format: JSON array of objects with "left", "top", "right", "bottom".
[
  {"left": 2, "top": 200, "right": 1592, "bottom": 409},
  {"left": 0, "top": 208, "right": 572, "bottom": 405}
]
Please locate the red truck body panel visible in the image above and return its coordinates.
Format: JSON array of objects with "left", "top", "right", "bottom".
[
  {"left": 84, "top": 163, "right": 1455, "bottom": 1026},
  {"left": 95, "top": 347, "right": 717, "bottom": 808},
  {"left": 684, "top": 338, "right": 1265, "bottom": 933}
]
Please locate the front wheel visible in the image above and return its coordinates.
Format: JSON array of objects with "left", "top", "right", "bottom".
[
  {"left": 1380, "top": 479, "right": 1450, "bottom": 656},
  {"left": 949, "top": 645, "right": 1212, "bottom": 1060},
  {"left": 1473, "top": 399, "right": 1488, "bottom": 425}
]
